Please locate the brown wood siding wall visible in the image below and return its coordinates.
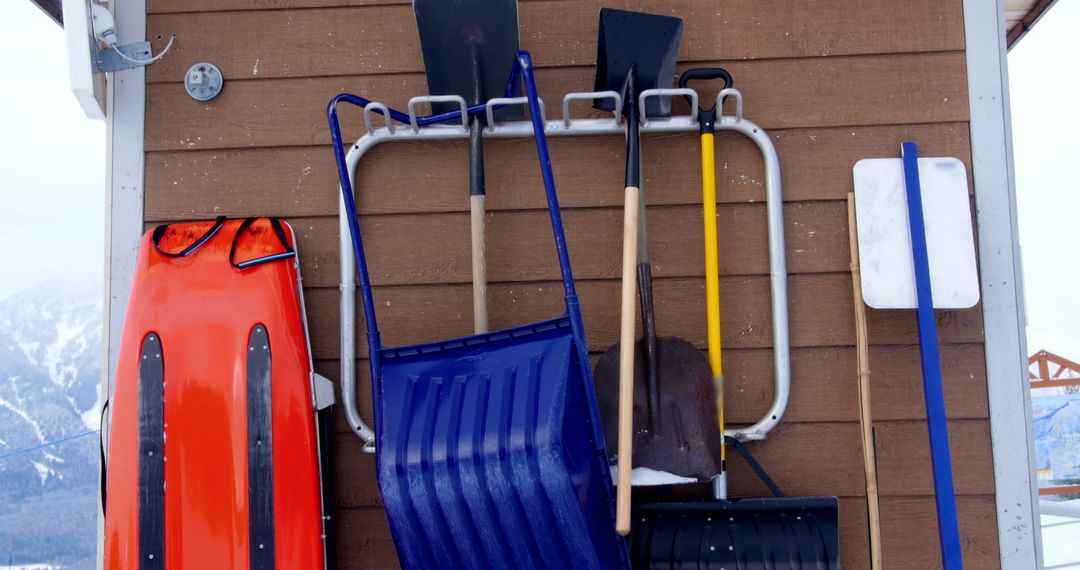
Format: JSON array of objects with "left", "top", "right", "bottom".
[{"left": 143, "top": 0, "right": 998, "bottom": 567}]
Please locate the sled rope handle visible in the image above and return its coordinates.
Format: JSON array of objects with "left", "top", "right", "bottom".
[
  {"left": 151, "top": 216, "right": 226, "bottom": 258},
  {"left": 229, "top": 217, "right": 297, "bottom": 269}
]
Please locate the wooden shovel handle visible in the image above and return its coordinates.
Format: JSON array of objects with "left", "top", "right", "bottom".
[
  {"left": 616, "top": 185, "right": 640, "bottom": 536},
  {"left": 471, "top": 194, "right": 488, "bottom": 334}
]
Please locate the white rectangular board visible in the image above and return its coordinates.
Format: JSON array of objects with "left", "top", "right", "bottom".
[
  {"left": 853, "top": 157, "right": 980, "bottom": 309},
  {"left": 63, "top": 0, "right": 106, "bottom": 120}
]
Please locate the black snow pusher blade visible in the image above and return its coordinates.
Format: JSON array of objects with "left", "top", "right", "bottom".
[{"left": 631, "top": 438, "right": 840, "bottom": 570}]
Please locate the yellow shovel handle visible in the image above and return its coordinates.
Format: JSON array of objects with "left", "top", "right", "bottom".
[
  {"left": 702, "top": 134, "right": 722, "bottom": 377},
  {"left": 701, "top": 133, "right": 725, "bottom": 458}
]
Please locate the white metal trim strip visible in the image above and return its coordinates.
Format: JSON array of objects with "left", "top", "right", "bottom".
[
  {"left": 98, "top": 0, "right": 148, "bottom": 568},
  {"left": 963, "top": 0, "right": 1043, "bottom": 567}
]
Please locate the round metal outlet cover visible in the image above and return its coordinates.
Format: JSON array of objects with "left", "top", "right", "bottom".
[{"left": 184, "top": 62, "right": 224, "bottom": 101}]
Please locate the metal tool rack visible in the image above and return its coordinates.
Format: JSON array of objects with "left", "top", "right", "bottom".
[{"left": 336, "top": 87, "right": 791, "bottom": 453}]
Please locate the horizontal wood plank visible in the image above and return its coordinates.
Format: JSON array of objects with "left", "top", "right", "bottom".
[
  {"left": 839, "top": 496, "right": 872, "bottom": 569},
  {"left": 714, "top": 343, "right": 991, "bottom": 425},
  {"left": 144, "top": 122, "right": 972, "bottom": 220},
  {"left": 145, "top": 52, "right": 969, "bottom": 151},
  {"left": 876, "top": 494, "right": 1002, "bottom": 570},
  {"left": 300, "top": 273, "right": 985, "bottom": 359},
  {"left": 330, "top": 494, "right": 997, "bottom": 570},
  {"left": 146, "top": 0, "right": 963, "bottom": 82},
  {"left": 318, "top": 342, "right": 990, "bottom": 437},
  {"left": 879, "top": 495, "right": 1000, "bottom": 569},
  {"left": 873, "top": 420, "right": 995, "bottom": 497},
  {"left": 333, "top": 508, "right": 399, "bottom": 570},
  {"left": 333, "top": 433, "right": 380, "bottom": 509},
  {"left": 178, "top": 202, "right": 849, "bottom": 288},
  {"left": 330, "top": 418, "right": 993, "bottom": 510},
  {"left": 150, "top": 0, "right": 401, "bottom": 12}
]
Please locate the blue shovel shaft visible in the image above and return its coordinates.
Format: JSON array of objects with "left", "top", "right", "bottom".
[{"left": 901, "top": 141, "right": 964, "bottom": 570}]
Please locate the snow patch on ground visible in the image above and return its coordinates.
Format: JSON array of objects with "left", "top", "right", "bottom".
[
  {"left": 64, "top": 395, "right": 80, "bottom": 418},
  {"left": 79, "top": 390, "right": 101, "bottom": 430},
  {"left": 0, "top": 397, "right": 45, "bottom": 442},
  {"left": 29, "top": 460, "right": 53, "bottom": 485},
  {"left": 13, "top": 337, "right": 39, "bottom": 366},
  {"left": 43, "top": 314, "right": 87, "bottom": 387},
  {"left": 10, "top": 376, "right": 23, "bottom": 404},
  {"left": 1042, "top": 500, "right": 1080, "bottom": 569}
]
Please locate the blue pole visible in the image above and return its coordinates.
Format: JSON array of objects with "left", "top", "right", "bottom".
[
  {"left": 901, "top": 141, "right": 964, "bottom": 569},
  {"left": 514, "top": 50, "right": 578, "bottom": 304}
]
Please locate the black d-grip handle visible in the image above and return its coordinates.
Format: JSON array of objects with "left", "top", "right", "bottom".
[
  {"left": 152, "top": 216, "right": 226, "bottom": 258},
  {"left": 229, "top": 217, "right": 297, "bottom": 270},
  {"left": 678, "top": 67, "right": 733, "bottom": 132},
  {"left": 678, "top": 68, "right": 734, "bottom": 110}
]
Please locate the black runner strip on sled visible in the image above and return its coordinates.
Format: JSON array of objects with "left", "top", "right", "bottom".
[
  {"left": 317, "top": 405, "right": 336, "bottom": 569},
  {"left": 138, "top": 333, "right": 165, "bottom": 570},
  {"left": 248, "top": 324, "right": 276, "bottom": 569}
]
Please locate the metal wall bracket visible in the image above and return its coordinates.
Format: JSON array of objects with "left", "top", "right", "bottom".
[
  {"left": 335, "top": 88, "right": 790, "bottom": 450},
  {"left": 93, "top": 41, "right": 153, "bottom": 73}
]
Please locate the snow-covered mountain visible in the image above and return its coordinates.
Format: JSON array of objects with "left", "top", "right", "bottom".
[{"left": 0, "top": 282, "right": 102, "bottom": 567}]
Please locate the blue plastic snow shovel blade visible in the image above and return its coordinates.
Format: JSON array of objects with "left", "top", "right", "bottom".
[
  {"left": 377, "top": 316, "right": 626, "bottom": 569},
  {"left": 328, "top": 51, "right": 628, "bottom": 569}
]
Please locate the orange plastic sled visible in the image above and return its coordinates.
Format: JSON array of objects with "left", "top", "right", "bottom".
[{"left": 103, "top": 217, "right": 334, "bottom": 569}]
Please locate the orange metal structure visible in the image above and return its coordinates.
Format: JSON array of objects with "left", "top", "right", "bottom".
[
  {"left": 1039, "top": 485, "right": 1080, "bottom": 496},
  {"left": 1029, "top": 349, "right": 1080, "bottom": 497},
  {"left": 103, "top": 218, "right": 327, "bottom": 569},
  {"left": 1029, "top": 349, "right": 1080, "bottom": 390}
]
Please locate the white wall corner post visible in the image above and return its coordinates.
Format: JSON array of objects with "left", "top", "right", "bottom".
[
  {"left": 962, "top": 0, "right": 1042, "bottom": 568},
  {"left": 97, "top": 0, "right": 148, "bottom": 568}
]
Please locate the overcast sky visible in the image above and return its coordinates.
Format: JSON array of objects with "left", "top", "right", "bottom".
[
  {"left": 1009, "top": 2, "right": 1080, "bottom": 361},
  {"left": 1, "top": 2, "right": 1074, "bottom": 361},
  {"left": 1, "top": 2, "right": 105, "bottom": 301}
]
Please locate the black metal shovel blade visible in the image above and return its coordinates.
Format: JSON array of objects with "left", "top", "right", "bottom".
[
  {"left": 632, "top": 498, "right": 841, "bottom": 570},
  {"left": 593, "top": 337, "right": 724, "bottom": 480},
  {"left": 593, "top": 7, "right": 684, "bottom": 118},
  {"left": 413, "top": 0, "right": 523, "bottom": 120}
]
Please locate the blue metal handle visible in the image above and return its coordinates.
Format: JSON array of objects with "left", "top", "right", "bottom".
[
  {"left": 329, "top": 93, "right": 481, "bottom": 128},
  {"left": 901, "top": 141, "right": 964, "bottom": 570},
  {"left": 515, "top": 50, "right": 580, "bottom": 304},
  {"left": 327, "top": 49, "right": 582, "bottom": 352},
  {"left": 328, "top": 67, "right": 520, "bottom": 131}
]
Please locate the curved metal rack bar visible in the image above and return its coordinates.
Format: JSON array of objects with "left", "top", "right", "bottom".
[{"left": 332, "top": 87, "right": 788, "bottom": 451}]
